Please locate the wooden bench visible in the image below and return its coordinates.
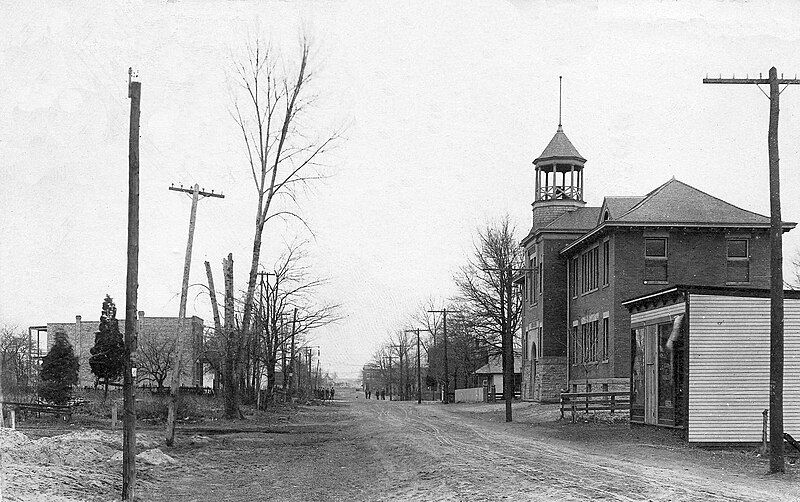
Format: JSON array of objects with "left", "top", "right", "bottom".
[{"left": 559, "top": 391, "right": 630, "bottom": 422}]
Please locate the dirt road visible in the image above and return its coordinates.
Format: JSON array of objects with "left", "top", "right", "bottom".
[{"left": 135, "top": 390, "right": 798, "bottom": 501}]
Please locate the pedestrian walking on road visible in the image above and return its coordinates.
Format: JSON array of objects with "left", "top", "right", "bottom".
[{"left": 330, "top": 387, "right": 335, "bottom": 401}]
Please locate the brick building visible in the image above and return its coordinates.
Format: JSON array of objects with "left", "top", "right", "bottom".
[
  {"left": 46, "top": 312, "right": 204, "bottom": 388},
  {"left": 518, "top": 123, "right": 795, "bottom": 402}
]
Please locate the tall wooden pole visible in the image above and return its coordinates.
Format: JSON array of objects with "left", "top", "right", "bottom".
[
  {"left": 767, "top": 67, "right": 785, "bottom": 473},
  {"left": 122, "top": 72, "right": 140, "bottom": 502},
  {"left": 289, "top": 308, "right": 297, "bottom": 397},
  {"left": 702, "top": 67, "right": 800, "bottom": 473},
  {"left": 503, "top": 267, "right": 514, "bottom": 423},
  {"left": 166, "top": 185, "right": 223, "bottom": 446},
  {"left": 416, "top": 329, "right": 422, "bottom": 404},
  {"left": 166, "top": 184, "right": 198, "bottom": 447}
]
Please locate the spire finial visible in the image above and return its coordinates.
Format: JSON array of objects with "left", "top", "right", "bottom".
[{"left": 558, "top": 76, "right": 563, "bottom": 131}]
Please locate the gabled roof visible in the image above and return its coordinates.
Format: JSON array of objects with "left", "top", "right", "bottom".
[
  {"left": 474, "top": 355, "right": 522, "bottom": 375},
  {"left": 534, "top": 126, "right": 586, "bottom": 164},
  {"left": 560, "top": 178, "right": 796, "bottom": 255},
  {"left": 598, "top": 196, "right": 644, "bottom": 225}
]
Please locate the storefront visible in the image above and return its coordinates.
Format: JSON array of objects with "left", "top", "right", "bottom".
[{"left": 623, "top": 285, "right": 800, "bottom": 442}]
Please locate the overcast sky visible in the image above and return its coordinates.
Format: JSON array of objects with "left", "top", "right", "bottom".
[{"left": 3, "top": 1, "right": 800, "bottom": 378}]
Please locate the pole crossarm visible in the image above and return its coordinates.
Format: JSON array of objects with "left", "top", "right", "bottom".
[
  {"left": 703, "top": 78, "right": 800, "bottom": 85},
  {"left": 169, "top": 185, "right": 225, "bottom": 198}
]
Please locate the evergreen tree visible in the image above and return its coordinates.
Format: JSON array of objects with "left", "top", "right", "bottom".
[
  {"left": 39, "top": 330, "right": 79, "bottom": 404},
  {"left": 89, "top": 295, "right": 125, "bottom": 396}
]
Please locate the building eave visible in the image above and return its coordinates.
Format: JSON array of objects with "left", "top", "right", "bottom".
[{"left": 560, "top": 221, "right": 794, "bottom": 256}]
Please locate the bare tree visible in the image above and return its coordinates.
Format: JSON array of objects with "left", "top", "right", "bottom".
[
  {"left": 251, "top": 242, "right": 340, "bottom": 403},
  {"left": 0, "top": 325, "right": 29, "bottom": 397},
  {"left": 230, "top": 35, "right": 339, "bottom": 365},
  {"left": 135, "top": 335, "right": 177, "bottom": 392},
  {"left": 454, "top": 216, "right": 524, "bottom": 354}
]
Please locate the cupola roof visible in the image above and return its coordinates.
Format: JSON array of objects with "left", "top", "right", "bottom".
[{"left": 534, "top": 126, "right": 586, "bottom": 164}]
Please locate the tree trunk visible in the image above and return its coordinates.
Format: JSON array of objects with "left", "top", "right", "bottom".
[{"left": 222, "top": 254, "right": 243, "bottom": 419}]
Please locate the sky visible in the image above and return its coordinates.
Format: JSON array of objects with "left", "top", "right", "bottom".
[{"left": 3, "top": 0, "right": 800, "bottom": 378}]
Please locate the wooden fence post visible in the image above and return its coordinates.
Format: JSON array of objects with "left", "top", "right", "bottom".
[{"left": 762, "top": 409, "right": 769, "bottom": 456}]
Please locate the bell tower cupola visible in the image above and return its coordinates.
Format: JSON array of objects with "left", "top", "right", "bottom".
[{"left": 532, "top": 77, "right": 587, "bottom": 230}]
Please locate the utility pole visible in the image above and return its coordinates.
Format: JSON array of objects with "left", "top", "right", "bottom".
[
  {"left": 288, "top": 308, "right": 297, "bottom": 398},
  {"left": 165, "top": 183, "right": 224, "bottom": 447},
  {"left": 428, "top": 309, "right": 461, "bottom": 404},
  {"left": 122, "top": 67, "right": 140, "bottom": 502},
  {"left": 703, "top": 68, "right": 799, "bottom": 473},
  {"left": 389, "top": 344, "right": 405, "bottom": 400},
  {"left": 405, "top": 328, "right": 432, "bottom": 404},
  {"left": 387, "top": 354, "right": 393, "bottom": 400}
]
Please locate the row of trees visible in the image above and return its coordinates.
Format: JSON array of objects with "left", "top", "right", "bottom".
[{"left": 365, "top": 216, "right": 524, "bottom": 400}]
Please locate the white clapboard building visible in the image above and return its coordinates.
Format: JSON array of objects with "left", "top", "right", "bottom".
[{"left": 622, "top": 285, "right": 800, "bottom": 443}]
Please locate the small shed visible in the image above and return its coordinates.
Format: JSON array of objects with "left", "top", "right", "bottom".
[
  {"left": 474, "top": 355, "right": 522, "bottom": 399},
  {"left": 622, "top": 285, "right": 800, "bottom": 443}
]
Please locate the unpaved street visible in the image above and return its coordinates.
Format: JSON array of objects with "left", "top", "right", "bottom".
[{"left": 137, "top": 390, "right": 799, "bottom": 502}]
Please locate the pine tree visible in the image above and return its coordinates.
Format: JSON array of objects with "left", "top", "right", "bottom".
[
  {"left": 39, "top": 330, "right": 79, "bottom": 405},
  {"left": 89, "top": 295, "right": 125, "bottom": 396}
]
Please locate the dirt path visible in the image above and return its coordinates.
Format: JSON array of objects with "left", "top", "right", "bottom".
[{"left": 132, "top": 391, "right": 799, "bottom": 501}]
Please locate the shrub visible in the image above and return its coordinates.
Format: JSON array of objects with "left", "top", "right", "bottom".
[{"left": 39, "top": 331, "right": 79, "bottom": 405}]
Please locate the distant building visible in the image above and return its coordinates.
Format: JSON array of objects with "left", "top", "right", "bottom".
[
  {"left": 474, "top": 355, "right": 522, "bottom": 400},
  {"left": 46, "top": 312, "right": 204, "bottom": 388},
  {"left": 518, "top": 123, "right": 795, "bottom": 403}
]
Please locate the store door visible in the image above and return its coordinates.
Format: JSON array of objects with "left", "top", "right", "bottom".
[{"left": 644, "top": 324, "right": 658, "bottom": 425}]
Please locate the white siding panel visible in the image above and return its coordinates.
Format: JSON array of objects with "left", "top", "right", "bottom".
[
  {"left": 688, "top": 294, "right": 800, "bottom": 442},
  {"left": 630, "top": 302, "right": 686, "bottom": 325}
]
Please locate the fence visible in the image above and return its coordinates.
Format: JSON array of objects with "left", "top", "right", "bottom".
[
  {"left": 559, "top": 391, "right": 630, "bottom": 422},
  {"left": 454, "top": 387, "right": 486, "bottom": 403}
]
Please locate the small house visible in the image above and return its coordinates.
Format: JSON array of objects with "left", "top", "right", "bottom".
[
  {"left": 474, "top": 355, "right": 522, "bottom": 400},
  {"left": 622, "top": 285, "right": 800, "bottom": 442}
]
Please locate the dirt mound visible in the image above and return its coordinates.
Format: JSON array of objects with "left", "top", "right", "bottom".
[
  {"left": 137, "top": 448, "right": 177, "bottom": 465},
  {"left": 1, "top": 428, "right": 165, "bottom": 501},
  {"left": 3, "top": 429, "right": 162, "bottom": 466},
  {"left": 0, "top": 427, "right": 30, "bottom": 450}
]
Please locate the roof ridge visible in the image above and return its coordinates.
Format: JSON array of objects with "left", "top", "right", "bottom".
[{"left": 614, "top": 178, "right": 675, "bottom": 220}]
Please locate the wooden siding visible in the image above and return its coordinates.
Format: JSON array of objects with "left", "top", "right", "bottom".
[
  {"left": 630, "top": 302, "right": 685, "bottom": 325},
  {"left": 688, "top": 294, "right": 800, "bottom": 442}
]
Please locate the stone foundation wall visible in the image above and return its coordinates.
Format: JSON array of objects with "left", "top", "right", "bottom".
[
  {"left": 534, "top": 356, "right": 567, "bottom": 403},
  {"left": 521, "top": 360, "right": 535, "bottom": 401}
]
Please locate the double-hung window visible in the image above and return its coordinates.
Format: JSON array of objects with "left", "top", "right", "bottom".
[
  {"left": 644, "top": 237, "right": 668, "bottom": 283},
  {"left": 726, "top": 238, "right": 749, "bottom": 284},
  {"left": 581, "top": 246, "right": 599, "bottom": 293},
  {"left": 602, "top": 240, "right": 610, "bottom": 286}
]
